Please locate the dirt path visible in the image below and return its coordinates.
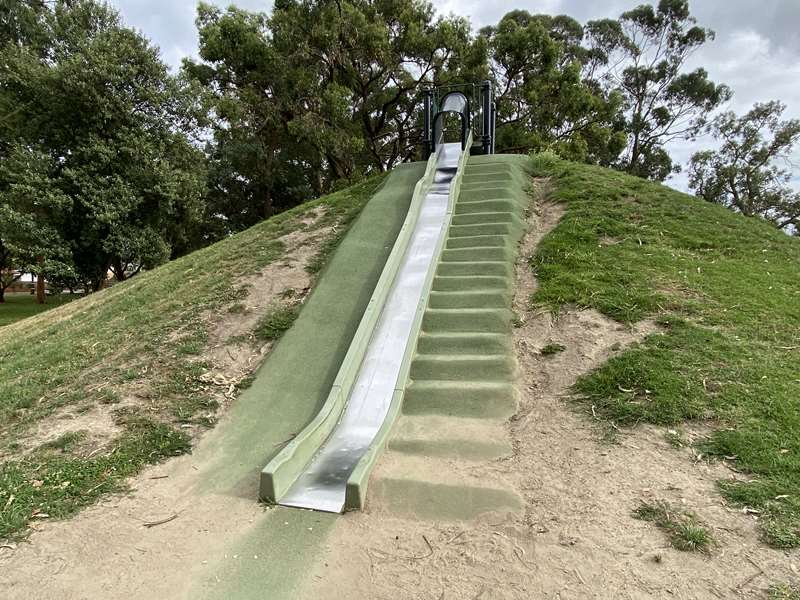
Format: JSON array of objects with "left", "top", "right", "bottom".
[{"left": 299, "top": 198, "right": 797, "bottom": 599}]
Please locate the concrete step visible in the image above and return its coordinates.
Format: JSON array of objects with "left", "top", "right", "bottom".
[
  {"left": 432, "top": 275, "right": 509, "bottom": 292},
  {"left": 440, "top": 246, "right": 511, "bottom": 263},
  {"left": 422, "top": 307, "right": 512, "bottom": 333},
  {"left": 403, "top": 380, "right": 517, "bottom": 418},
  {"left": 410, "top": 354, "right": 515, "bottom": 382},
  {"left": 448, "top": 223, "right": 514, "bottom": 237},
  {"left": 458, "top": 186, "right": 518, "bottom": 202},
  {"left": 451, "top": 211, "right": 520, "bottom": 227},
  {"left": 416, "top": 332, "right": 511, "bottom": 355},
  {"left": 437, "top": 261, "right": 512, "bottom": 278},
  {"left": 388, "top": 415, "right": 512, "bottom": 461},
  {"left": 460, "top": 174, "right": 513, "bottom": 187},
  {"left": 455, "top": 199, "right": 520, "bottom": 215},
  {"left": 461, "top": 169, "right": 514, "bottom": 183},
  {"left": 427, "top": 290, "right": 509, "bottom": 310},
  {"left": 446, "top": 234, "right": 509, "bottom": 249},
  {"left": 368, "top": 452, "right": 521, "bottom": 520}
]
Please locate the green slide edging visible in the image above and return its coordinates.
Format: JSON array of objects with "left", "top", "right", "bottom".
[
  {"left": 259, "top": 153, "right": 439, "bottom": 502},
  {"left": 344, "top": 135, "right": 473, "bottom": 510}
]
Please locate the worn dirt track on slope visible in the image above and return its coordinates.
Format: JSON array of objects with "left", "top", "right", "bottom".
[{"left": 300, "top": 194, "right": 796, "bottom": 599}]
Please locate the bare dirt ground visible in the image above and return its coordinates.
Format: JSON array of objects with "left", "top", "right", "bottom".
[
  {"left": 300, "top": 197, "right": 798, "bottom": 599},
  {"left": 198, "top": 225, "right": 321, "bottom": 409},
  {"left": 0, "top": 448, "right": 267, "bottom": 599}
]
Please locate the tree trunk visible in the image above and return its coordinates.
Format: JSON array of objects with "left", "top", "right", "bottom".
[
  {"left": 111, "top": 258, "right": 127, "bottom": 282},
  {"left": 0, "top": 242, "right": 8, "bottom": 302},
  {"left": 36, "top": 271, "right": 46, "bottom": 304},
  {"left": 629, "top": 135, "right": 641, "bottom": 174}
]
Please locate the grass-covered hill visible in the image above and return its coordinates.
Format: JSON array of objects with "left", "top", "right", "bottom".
[
  {"left": 529, "top": 153, "right": 800, "bottom": 548},
  {"left": 1, "top": 153, "right": 798, "bottom": 553},
  {"left": 0, "top": 175, "right": 385, "bottom": 540}
]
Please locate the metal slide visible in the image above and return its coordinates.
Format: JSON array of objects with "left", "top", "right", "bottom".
[{"left": 279, "top": 141, "right": 463, "bottom": 512}]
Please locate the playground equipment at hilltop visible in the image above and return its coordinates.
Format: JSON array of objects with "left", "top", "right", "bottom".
[
  {"left": 261, "top": 82, "right": 510, "bottom": 513},
  {"left": 422, "top": 80, "right": 496, "bottom": 158}
]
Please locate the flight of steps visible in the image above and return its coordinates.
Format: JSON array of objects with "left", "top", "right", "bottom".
[{"left": 369, "top": 155, "right": 531, "bottom": 521}]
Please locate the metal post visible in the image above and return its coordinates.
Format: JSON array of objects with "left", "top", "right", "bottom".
[
  {"left": 422, "top": 88, "right": 433, "bottom": 159},
  {"left": 481, "top": 80, "right": 493, "bottom": 155},
  {"left": 491, "top": 102, "right": 496, "bottom": 155}
]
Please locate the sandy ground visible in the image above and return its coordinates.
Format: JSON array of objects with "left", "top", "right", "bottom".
[{"left": 299, "top": 197, "right": 798, "bottom": 599}]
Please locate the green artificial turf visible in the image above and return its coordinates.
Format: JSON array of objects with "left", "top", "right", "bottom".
[
  {"left": 190, "top": 162, "right": 424, "bottom": 600},
  {"left": 530, "top": 152, "right": 800, "bottom": 548}
]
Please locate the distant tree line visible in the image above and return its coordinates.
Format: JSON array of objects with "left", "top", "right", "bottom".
[{"left": 1, "top": 0, "right": 796, "bottom": 302}]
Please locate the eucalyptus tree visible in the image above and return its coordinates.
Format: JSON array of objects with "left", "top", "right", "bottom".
[
  {"left": 481, "top": 10, "right": 627, "bottom": 165},
  {"left": 689, "top": 101, "right": 800, "bottom": 231},
  {"left": 187, "top": 0, "right": 480, "bottom": 235},
  {"left": 586, "top": 0, "right": 731, "bottom": 180}
]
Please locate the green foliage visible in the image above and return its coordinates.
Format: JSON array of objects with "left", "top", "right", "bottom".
[
  {"left": 531, "top": 154, "right": 800, "bottom": 546},
  {"left": 186, "top": 0, "right": 477, "bottom": 237},
  {"left": 689, "top": 101, "right": 800, "bottom": 231},
  {"left": 770, "top": 584, "right": 800, "bottom": 600},
  {"left": 481, "top": 11, "right": 626, "bottom": 164},
  {"left": 540, "top": 343, "right": 566, "bottom": 355},
  {"left": 634, "top": 500, "right": 713, "bottom": 553},
  {"left": 0, "top": 0, "right": 206, "bottom": 291}
]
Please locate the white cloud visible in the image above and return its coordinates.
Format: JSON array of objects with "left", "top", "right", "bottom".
[{"left": 109, "top": 0, "right": 274, "bottom": 68}]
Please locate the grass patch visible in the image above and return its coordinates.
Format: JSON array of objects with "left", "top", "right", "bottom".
[
  {"left": 634, "top": 500, "right": 714, "bottom": 553},
  {"left": 531, "top": 153, "right": 800, "bottom": 547},
  {"left": 540, "top": 342, "right": 566, "bottom": 356},
  {"left": 0, "top": 418, "right": 189, "bottom": 540},
  {"left": 664, "top": 428, "right": 688, "bottom": 448},
  {"left": 770, "top": 584, "right": 800, "bottom": 600},
  {"left": 255, "top": 304, "right": 301, "bottom": 342},
  {"left": 0, "top": 174, "right": 386, "bottom": 540},
  {"left": 0, "top": 293, "right": 77, "bottom": 327},
  {"left": 37, "top": 431, "right": 87, "bottom": 453}
]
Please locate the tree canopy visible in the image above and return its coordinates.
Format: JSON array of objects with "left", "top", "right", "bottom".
[
  {"left": 0, "top": 0, "right": 795, "bottom": 302},
  {"left": 184, "top": 0, "right": 481, "bottom": 234},
  {"left": 689, "top": 101, "right": 800, "bottom": 232},
  {"left": 586, "top": 0, "right": 731, "bottom": 180},
  {"left": 0, "top": 0, "right": 206, "bottom": 298},
  {"left": 480, "top": 11, "right": 627, "bottom": 164}
]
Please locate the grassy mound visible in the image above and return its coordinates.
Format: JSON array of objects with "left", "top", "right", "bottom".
[
  {"left": 530, "top": 153, "right": 800, "bottom": 548},
  {"left": 0, "top": 175, "right": 384, "bottom": 540}
]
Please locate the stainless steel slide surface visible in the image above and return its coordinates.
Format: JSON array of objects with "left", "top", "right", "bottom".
[{"left": 279, "top": 142, "right": 463, "bottom": 512}]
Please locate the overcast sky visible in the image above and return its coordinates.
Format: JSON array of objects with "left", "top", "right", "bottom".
[{"left": 108, "top": 0, "right": 800, "bottom": 191}]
